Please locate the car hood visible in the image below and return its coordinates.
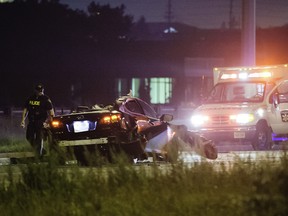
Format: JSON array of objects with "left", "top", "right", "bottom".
[{"left": 194, "top": 103, "right": 264, "bottom": 114}]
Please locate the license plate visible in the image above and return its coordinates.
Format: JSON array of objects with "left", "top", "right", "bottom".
[
  {"left": 234, "top": 131, "right": 245, "bottom": 139},
  {"left": 73, "top": 121, "right": 89, "bottom": 133}
]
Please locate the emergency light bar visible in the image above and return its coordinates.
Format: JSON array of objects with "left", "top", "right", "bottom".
[
  {"left": 220, "top": 73, "right": 237, "bottom": 79},
  {"left": 248, "top": 72, "right": 272, "bottom": 78},
  {"left": 220, "top": 71, "right": 272, "bottom": 80}
]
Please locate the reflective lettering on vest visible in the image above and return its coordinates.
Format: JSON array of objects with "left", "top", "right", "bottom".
[{"left": 29, "top": 100, "right": 40, "bottom": 106}]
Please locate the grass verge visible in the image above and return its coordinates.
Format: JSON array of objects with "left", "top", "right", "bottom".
[
  {"left": 0, "top": 139, "right": 33, "bottom": 153},
  {"left": 0, "top": 154, "right": 287, "bottom": 216}
]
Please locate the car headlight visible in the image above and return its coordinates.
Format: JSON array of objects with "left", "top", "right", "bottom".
[
  {"left": 229, "top": 113, "right": 254, "bottom": 124},
  {"left": 191, "top": 115, "right": 209, "bottom": 127}
]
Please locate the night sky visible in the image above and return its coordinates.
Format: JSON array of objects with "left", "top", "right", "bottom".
[{"left": 60, "top": 0, "right": 288, "bottom": 29}]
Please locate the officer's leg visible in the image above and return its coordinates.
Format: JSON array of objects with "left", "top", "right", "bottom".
[
  {"left": 35, "top": 124, "right": 45, "bottom": 157},
  {"left": 26, "top": 123, "right": 36, "bottom": 148}
]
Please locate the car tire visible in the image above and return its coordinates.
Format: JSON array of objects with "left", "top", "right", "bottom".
[{"left": 252, "top": 122, "right": 272, "bottom": 150}]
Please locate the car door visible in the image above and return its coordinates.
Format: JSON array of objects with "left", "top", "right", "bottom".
[{"left": 268, "top": 80, "right": 288, "bottom": 134}]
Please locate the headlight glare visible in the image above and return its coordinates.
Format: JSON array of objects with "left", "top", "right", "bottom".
[
  {"left": 230, "top": 114, "right": 254, "bottom": 124},
  {"left": 256, "top": 108, "right": 264, "bottom": 117},
  {"left": 191, "top": 115, "right": 209, "bottom": 127}
]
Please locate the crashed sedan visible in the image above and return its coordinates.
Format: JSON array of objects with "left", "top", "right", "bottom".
[{"left": 49, "top": 94, "right": 217, "bottom": 165}]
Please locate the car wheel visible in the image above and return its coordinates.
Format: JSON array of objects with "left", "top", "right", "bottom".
[{"left": 252, "top": 122, "right": 272, "bottom": 150}]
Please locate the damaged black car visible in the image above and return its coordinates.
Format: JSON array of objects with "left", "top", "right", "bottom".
[{"left": 49, "top": 94, "right": 217, "bottom": 165}]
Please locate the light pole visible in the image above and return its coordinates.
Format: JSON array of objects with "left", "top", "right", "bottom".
[{"left": 242, "top": 0, "right": 256, "bottom": 66}]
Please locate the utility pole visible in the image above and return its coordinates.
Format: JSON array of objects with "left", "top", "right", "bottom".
[
  {"left": 229, "top": 0, "right": 234, "bottom": 29},
  {"left": 165, "top": 0, "right": 173, "bottom": 33},
  {"left": 241, "top": 0, "right": 256, "bottom": 66}
]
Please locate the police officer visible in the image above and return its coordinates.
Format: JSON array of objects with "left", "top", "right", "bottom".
[{"left": 20, "top": 84, "right": 55, "bottom": 157}]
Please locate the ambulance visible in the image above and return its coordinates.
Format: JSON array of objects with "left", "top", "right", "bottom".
[{"left": 190, "top": 64, "right": 288, "bottom": 150}]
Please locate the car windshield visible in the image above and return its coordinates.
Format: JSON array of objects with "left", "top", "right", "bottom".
[{"left": 205, "top": 82, "right": 266, "bottom": 103}]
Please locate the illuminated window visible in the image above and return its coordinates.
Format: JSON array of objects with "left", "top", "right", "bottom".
[
  {"left": 150, "top": 78, "right": 172, "bottom": 104},
  {"left": 116, "top": 77, "right": 173, "bottom": 104},
  {"left": 115, "top": 78, "right": 129, "bottom": 97}
]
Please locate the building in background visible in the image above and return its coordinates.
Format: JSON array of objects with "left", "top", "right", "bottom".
[{"left": 112, "top": 22, "right": 233, "bottom": 108}]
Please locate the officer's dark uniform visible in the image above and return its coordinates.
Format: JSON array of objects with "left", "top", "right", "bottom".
[{"left": 24, "top": 86, "right": 53, "bottom": 156}]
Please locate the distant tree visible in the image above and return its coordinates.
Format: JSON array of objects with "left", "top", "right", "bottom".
[
  {"left": 132, "top": 16, "right": 150, "bottom": 40},
  {"left": 0, "top": 0, "right": 134, "bottom": 107},
  {"left": 87, "top": 2, "right": 133, "bottom": 44}
]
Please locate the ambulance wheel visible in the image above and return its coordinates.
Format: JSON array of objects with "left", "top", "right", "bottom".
[{"left": 252, "top": 122, "right": 272, "bottom": 150}]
